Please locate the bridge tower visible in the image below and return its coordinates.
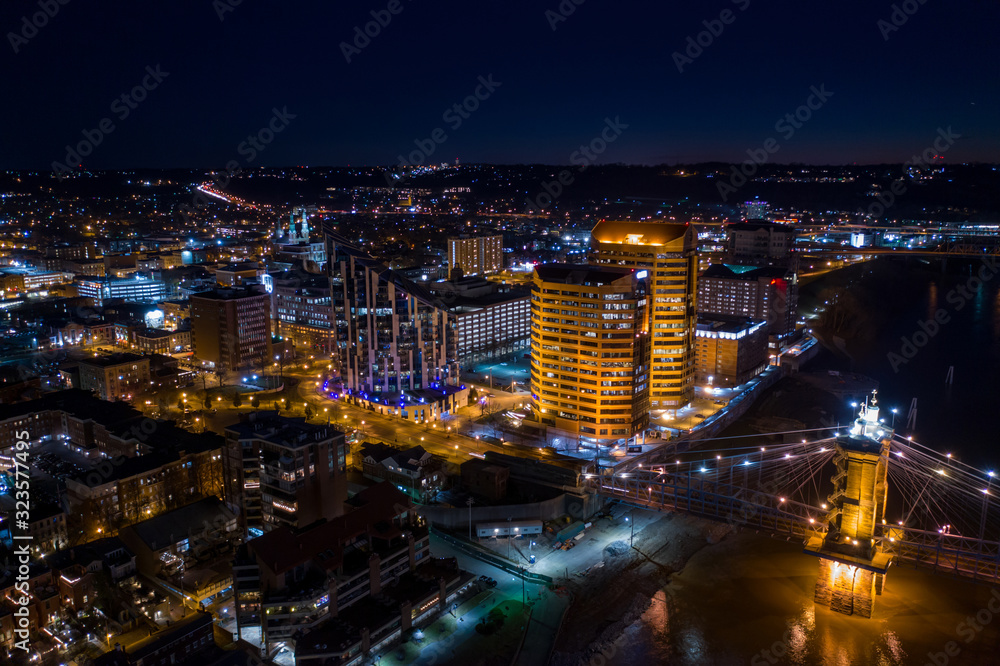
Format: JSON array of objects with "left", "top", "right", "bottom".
[{"left": 804, "top": 392, "right": 893, "bottom": 618}]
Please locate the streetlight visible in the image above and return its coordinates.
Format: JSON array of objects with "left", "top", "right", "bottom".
[{"left": 891, "top": 407, "right": 898, "bottom": 429}]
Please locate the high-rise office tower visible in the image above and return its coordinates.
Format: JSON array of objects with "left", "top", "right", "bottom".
[
  {"left": 529, "top": 264, "right": 650, "bottom": 444},
  {"left": 447, "top": 235, "right": 503, "bottom": 279},
  {"left": 589, "top": 221, "right": 698, "bottom": 409},
  {"left": 190, "top": 286, "right": 273, "bottom": 373}
]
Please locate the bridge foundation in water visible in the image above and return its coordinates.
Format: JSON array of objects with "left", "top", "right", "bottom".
[{"left": 804, "top": 394, "right": 893, "bottom": 618}]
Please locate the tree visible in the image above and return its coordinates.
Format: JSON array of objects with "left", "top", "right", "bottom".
[
  {"left": 203, "top": 394, "right": 211, "bottom": 410},
  {"left": 304, "top": 403, "right": 314, "bottom": 419},
  {"left": 250, "top": 394, "right": 259, "bottom": 410},
  {"left": 233, "top": 392, "right": 242, "bottom": 408}
]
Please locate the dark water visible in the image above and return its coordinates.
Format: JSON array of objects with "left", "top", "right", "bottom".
[
  {"left": 607, "top": 533, "right": 1000, "bottom": 666},
  {"left": 804, "top": 257, "right": 1000, "bottom": 470},
  {"left": 608, "top": 258, "right": 1000, "bottom": 665}
]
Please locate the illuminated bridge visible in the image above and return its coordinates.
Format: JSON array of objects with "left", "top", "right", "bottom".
[
  {"left": 589, "top": 395, "right": 1000, "bottom": 616},
  {"left": 796, "top": 241, "right": 1000, "bottom": 258}
]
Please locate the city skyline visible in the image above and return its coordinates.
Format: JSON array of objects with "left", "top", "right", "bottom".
[{"left": 5, "top": 1, "right": 1000, "bottom": 664}]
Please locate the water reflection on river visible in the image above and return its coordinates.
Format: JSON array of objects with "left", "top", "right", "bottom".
[{"left": 608, "top": 532, "right": 1000, "bottom": 665}]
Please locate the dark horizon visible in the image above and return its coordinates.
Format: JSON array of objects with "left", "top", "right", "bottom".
[
  {"left": 3, "top": 0, "right": 999, "bottom": 171},
  {"left": 6, "top": 159, "right": 1000, "bottom": 174}
]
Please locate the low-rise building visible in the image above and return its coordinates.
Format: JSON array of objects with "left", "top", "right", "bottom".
[
  {"left": 694, "top": 316, "right": 769, "bottom": 387},
  {"left": 460, "top": 458, "right": 510, "bottom": 501},
  {"left": 77, "top": 352, "right": 151, "bottom": 401},
  {"left": 128, "top": 327, "right": 191, "bottom": 354},
  {"left": 359, "top": 443, "right": 445, "bottom": 501},
  {"left": 75, "top": 275, "right": 168, "bottom": 307},
  {"left": 92, "top": 611, "right": 215, "bottom": 666}
]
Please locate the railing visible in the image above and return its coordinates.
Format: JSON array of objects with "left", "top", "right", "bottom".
[
  {"left": 429, "top": 526, "right": 554, "bottom": 586},
  {"left": 592, "top": 472, "right": 1000, "bottom": 585}
]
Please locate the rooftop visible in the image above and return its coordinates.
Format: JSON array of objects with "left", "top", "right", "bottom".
[
  {"left": 123, "top": 497, "right": 235, "bottom": 552},
  {"left": 696, "top": 315, "right": 767, "bottom": 335},
  {"left": 78, "top": 352, "right": 147, "bottom": 368},
  {"left": 534, "top": 263, "right": 634, "bottom": 287},
  {"left": 701, "top": 263, "right": 794, "bottom": 280},
  {"left": 591, "top": 220, "right": 690, "bottom": 247},
  {"left": 247, "top": 482, "right": 413, "bottom": 576},
  {"left": 224, "top": 411, "right": 343, "bottom": 449}
]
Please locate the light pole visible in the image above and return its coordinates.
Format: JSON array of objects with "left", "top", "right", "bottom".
[
  {"left": 891, "top": 407, "right": 898, "bottom": 430},
  {"left": 467, "top": 497, "right": 474, "bottom": 541}
]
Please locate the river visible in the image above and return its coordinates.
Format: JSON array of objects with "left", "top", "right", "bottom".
[{"left": 604, "top": 257, "right": 1000, "bottom": 665}]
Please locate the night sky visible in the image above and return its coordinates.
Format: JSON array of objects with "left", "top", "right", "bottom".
[{"left": 3, "top": 0, "right": 999, "bottom": 170}]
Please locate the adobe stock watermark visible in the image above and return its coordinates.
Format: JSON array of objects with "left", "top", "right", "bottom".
[
  {"left": 340, "top": 0, "right": 412, "bottom": 64},
  {"left": 751, "top": 617, "right": 806, "bottom": 666},
  {"left": 922, "top": 586, "right": 1000, "bottom": 666},
  {"left": 887, "top": 256, "right": 999, "bottom": 372},
  {"left": 213, "top": 0, "right": 244, "bottom": 21},
  {"left": 717, "top": 84, "right": 833, "bottom": 202},
  {"left": 51, "top": 65, "right": 170, "bottom": 180},
  {"left": 7, "top": 0, "right": 72, "bottom": 54},
  {"left": 385, "top": 74, "right": 502, "bottom": 186},
  {"left": 11, "top": 430, "right": 33, "bottom": 652},
  {"left": 524, "top": 116, "right": 628, "bottom": 212},
  {"left": 545, "top": 0, "right": 586, "bottom": 31},
  {"left": 865, "top": 127, "right": 959, "bottom": 219},
  {"left": 672, "top": 0, "right": 751, "bottom": 73},
  {"left": 177, "top": 107, "right": 296, "bottom": 222},
  {"left": 877, "top": 0, "right": 930, "bottom": 41}
]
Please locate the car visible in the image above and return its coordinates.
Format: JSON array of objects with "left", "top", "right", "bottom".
[{"left": 694, "top": 413, "right": 706, "bottom": 419}]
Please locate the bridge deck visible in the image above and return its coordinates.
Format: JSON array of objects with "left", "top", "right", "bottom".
[{"left": 594, "top": 473, "right": 1000, "bottom": 586}]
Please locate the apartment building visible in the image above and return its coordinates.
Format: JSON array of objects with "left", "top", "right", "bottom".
[
  {"left": 223, "top": 411, "right": 348, "bottom": 537},
  {"left": 447, "top": 235, "right": 503, "bottom": 279},
  {"left": 77, "top": 353, "right": 151, "bottom": 401},
  {"left": 232, "top": 483, "right": 435, "bottom": 653}
]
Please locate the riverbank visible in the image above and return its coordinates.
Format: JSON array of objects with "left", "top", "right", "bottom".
[{"left": 549, "top": 513, "right": 732, "bottom": 665}]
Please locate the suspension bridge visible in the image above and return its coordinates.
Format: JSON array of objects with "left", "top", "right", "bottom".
[{"left": 588, "top": 394, "right": 1000, "bottom": 616}]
